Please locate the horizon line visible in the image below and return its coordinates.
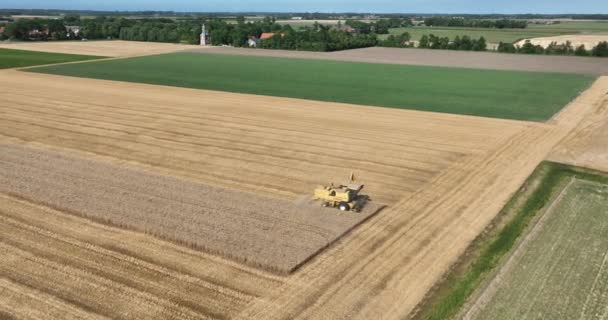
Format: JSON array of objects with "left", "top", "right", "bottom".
[{"left": 2, "top": 8, "right": 608, "bottom": 15}]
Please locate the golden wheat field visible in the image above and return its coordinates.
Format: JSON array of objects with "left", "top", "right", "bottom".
[
  {"left": 0, "top": 40, "right": 197, "bottom": 57},
  {"left": 1, "top": 53, "right": 607, "bottom": 319}
]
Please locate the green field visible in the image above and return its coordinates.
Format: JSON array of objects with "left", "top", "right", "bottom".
[
  {"left": 384, "top": 21, "right": 608, "bottom": 43},
  {"left": 417, "top": 163, "right": 608, "bottom": 320},
  {"left": 28, "top": 52, "right": 594, "bottom": 121},
  {"left": 0, "top": 48, "right": 104, "bottom": 69},
  {"left": 471, "top": 176, "right": 608, "bottom": 319}
]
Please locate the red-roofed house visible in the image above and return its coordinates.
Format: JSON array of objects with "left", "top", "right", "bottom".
[{"left": 260, "top": 32, "right": 276, "bottom": 40}]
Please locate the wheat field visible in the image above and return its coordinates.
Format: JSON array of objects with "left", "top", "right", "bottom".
[{"left": 1, "top": 66, "right": 607, "bottom": 319}]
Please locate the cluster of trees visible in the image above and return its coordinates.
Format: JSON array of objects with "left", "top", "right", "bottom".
[
  {"left": 498, "top": 40, "right": 608, "bottom": 57},
  {"left": 3, "top": 18, "right": 72, "bottom": 40},
  {"left": 419, "top": 34, "right": 487, "bottom": 51},
  {"left": 379, "top": 32, "right": 486, "bottom": 51},
  {"left": 2, "top": 15, "right": 216, "bottom": 45},
  {"left": 259, "top": 23, "right": 378, "bottom": 51},
  {"left": 424, "top": 17, "right": 527, "bottom": 29},
  {"left": 118, "top": 19, "right": 206, "bottom": 44},
  {"left": 207, "top": 17, "right": 282, "bottom": 46},
  {"left": 345, "top": 18, "right": 412, "bottom": 34},
  {"left": 380, "top": 32, "right": 411, "bottom": 48}
]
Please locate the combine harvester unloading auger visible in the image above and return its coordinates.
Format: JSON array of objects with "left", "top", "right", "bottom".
[{"left": 313, "top": 172, "right": 370, "bottom": 212}]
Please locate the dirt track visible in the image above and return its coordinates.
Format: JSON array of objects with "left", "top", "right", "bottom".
[
  {"left": 0, "top": 40, "right": 197, "bottom": 57},
  {"left": 0, "top": 143, "right": 383, "bottom": 273},
  {"left": 191, "top": 46, "right": 608, "bottom": 75},
  {"left": 1, "top": 68, "right": 607, "bottom": 319}
]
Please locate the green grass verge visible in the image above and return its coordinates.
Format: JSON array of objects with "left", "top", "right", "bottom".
[
  {"left": 0, "top": 48, "right": 105, "bottom": 69},
  {"left": 28, "top": 52, "right": 594, "bottom": 121},
  {"left": 473, "top": 176, "right": 608, "bottom": 319},
  {"left": 418, "top": 162, "right": 608, "bottom": 320}
]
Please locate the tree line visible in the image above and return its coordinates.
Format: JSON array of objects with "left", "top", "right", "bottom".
[
  {"left": 498, "top": 40, "right": 608, "bottom": 57},
  {"left": 380, "top": 32, "right": 487, "bottom": 51},
  {"left": 259, "top": 23, "right": 378, "bottom": 51},
  {"left": 424, "top": 17, "right": 528, "bottom": 29},
  {"left": 345, "top": 18, "right": 412, "bottom": 34}
]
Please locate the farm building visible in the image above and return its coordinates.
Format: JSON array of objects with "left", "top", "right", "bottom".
[
  {"left": 247, "top": 36, "right": 260, "bottom": 47},
  {"left": 65, "top": 25, "right": 81, "bottom": 37}
]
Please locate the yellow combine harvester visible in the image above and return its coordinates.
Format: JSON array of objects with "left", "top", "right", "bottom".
[{"left": 313, "top": 173, "right": 367, "bottom": 212}]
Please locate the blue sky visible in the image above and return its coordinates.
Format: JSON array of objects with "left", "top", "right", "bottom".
[{"left": 4, "top": 0, "right": 608, "bottom": 14}]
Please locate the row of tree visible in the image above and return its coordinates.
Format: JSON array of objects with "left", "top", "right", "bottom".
[
  {"left": 424, "top": 17, "right": 527, "bottom": 29},
  {"left": 498, "top": 40, "right": 608, "bottom": 57},
  {"left": 380, "top": 32, "right": 487, "bottom": 51},
  {"left": 258, "top": 23, "right": 378, "bottom": 51},
  {"left": 419, "top": 34, "right": 487, "bottom": 51},
  {"left": 345, "top": 18, "right": 412, "bottom": 34},
  {"left": 3, "top": 18, "right": 73, "bottom": 40}
]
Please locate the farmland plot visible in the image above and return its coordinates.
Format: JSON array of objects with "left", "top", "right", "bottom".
[
  {"left": 467, "top": 179, "right": 608, "bottom": 320},
  {"left": 0, "top": 193, "right": 283, "bottom": 319},
  {"left": 28, "top": 52, "right": 595, "bottom": 121},
  {"left": 0, "top": 70, "right": 527, "bottom": 206},
  {"left": 549, "top": 94, "right": 608, "bottom": 172},
  {"left": 1, "top": 68, "right": 607, "bottom": 319},
  {"left": 0, "top": 40, "right": 196, "bottom": 57},
  {"left": 0, "top": 143, "right": 383, "bottom": 273}
]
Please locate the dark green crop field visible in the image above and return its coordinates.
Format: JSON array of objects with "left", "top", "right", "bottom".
[
  {"left": 0, "top": 48, "right": 104, "bottom": 69},
  {"left": 29, "top": 52, "right": 595, "bottom": 121}
]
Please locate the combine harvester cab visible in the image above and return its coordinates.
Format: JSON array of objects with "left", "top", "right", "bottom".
[{"left": 314, "top": 183, "right": 366, "bottom": 212}]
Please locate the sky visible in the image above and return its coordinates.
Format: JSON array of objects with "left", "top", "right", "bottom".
[{"left": 3, "top": 0, "right": 608, "bottom": 14}]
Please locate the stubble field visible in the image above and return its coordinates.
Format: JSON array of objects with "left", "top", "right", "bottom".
[
  {"left": 0, "top": 40, "right": 196, "bottom": 57},
  {"left": 2, "top": 41, "right": 608, "bottom": 319}
]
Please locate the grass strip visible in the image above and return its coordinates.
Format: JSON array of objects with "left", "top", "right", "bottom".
[
  {"left": 0, "top": 48, "right": 105, "bottom": 69},
  {"left": 418, "top": 161, "right": 607, "bottom": 320}
]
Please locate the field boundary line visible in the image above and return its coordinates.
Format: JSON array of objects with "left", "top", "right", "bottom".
[
  {"left": 462, "top": 176, "right": 576, "bottom": 320},
  {"left": 13, "top": 48, "right": 193, "bottom": 72}
]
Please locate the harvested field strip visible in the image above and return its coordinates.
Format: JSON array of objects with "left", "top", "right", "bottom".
[
  {"left": 0, "top": 89, "right": 515, "bottom": 151},
  {"left": 0, "top": 194, "right": 283, "bottom": 319},
  {"left": 0, "top": 278, "right": 111, "bottom": 320},
  {"left": 0, "top": 104, "right": 449, "bottom": 176},
  {"left": 0, "top": 144, "right": 384, "bottom": 273},
  {"left": 236, "top": 121, "right": 573, "bottom": 318},
  {"left": 1, "top": 72, "right": 525, "bottom": 141},
  {"left": 0, "top": 119, "right": 426, "bottom": 201},
  {"left": 0, "top": 48, "right": 104, "bottom": 69},
  {"left": 0, "top": 40, "right": 196, "bottom": 58},
  {"left": 29, "top": 52, "right": 596, "bottom": 121},
  {"left": 0, "top": 72, "right": 529, "bottom": 205},
  {"left": 0, "top": 194, "right": 282, "bottom": 294},
  {"left": 0, "top": 94, "right": 466, "bottom": 161},
  {"left": 239, "top": 79, "right": 608, "bottom": 319}
]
